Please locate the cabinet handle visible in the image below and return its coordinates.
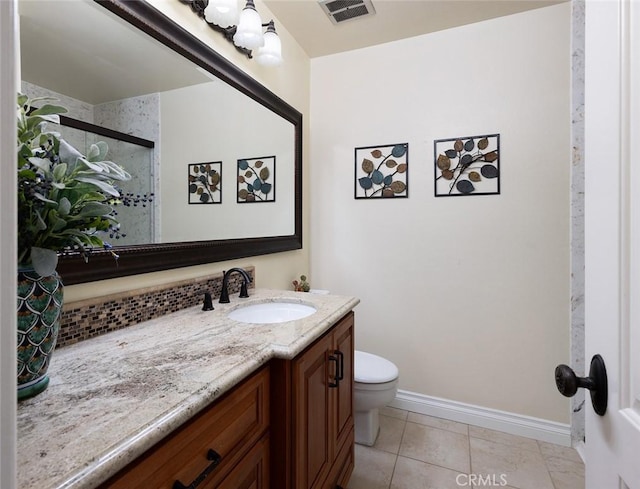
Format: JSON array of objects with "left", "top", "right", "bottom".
[
  {"left": 329, "top": 353, "right": 340, "bottom": 388},
  {"left": 335, "top": 350, "right": 344, "bottom": 381},
  {"left": 173, "top": 449, "right": 222, "bottom": 489}
]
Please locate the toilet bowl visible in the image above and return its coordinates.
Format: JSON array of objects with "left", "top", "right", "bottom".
[{"left": 354, "top": 350, "right": 399, "bottom": 446}]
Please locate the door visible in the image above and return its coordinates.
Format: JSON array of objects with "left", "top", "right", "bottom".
[{"left": 584, "top": 0, "right": 640, "bottom": 487}]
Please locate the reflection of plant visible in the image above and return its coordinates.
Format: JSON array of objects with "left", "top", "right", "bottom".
[
  {"left": 17, "top": 93, "right": 139, "bottom": 277},
  {"left": 357, "top": 143, "right": 408, "bottom": 198},
  {"left": 435, "top": 136, "right": 499, "bottom": 195},
  {"left": 237, "top": 157, "right": 274, "bottom": 202},
  {"left": 189, "top": 162, "right": 221, "bottom": 204},
  {"left": 292, "top": 274, "right": 310, "bottom": 292}
]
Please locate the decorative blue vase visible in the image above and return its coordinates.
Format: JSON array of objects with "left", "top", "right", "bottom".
[{"left": 17, "top": 267, "right": 64, "bottom": 401}]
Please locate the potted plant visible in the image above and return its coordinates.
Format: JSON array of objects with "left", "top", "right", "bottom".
[
  {"left": 16, "top": 93, "right": 133, "bottom": 400},
  {"left": 292, "top": 274, "right": 310, "bottom": 292}
]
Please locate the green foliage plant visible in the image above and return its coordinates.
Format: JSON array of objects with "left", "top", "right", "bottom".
[{"left": 17, "top": 93, "right": 132, "bottom": 277}]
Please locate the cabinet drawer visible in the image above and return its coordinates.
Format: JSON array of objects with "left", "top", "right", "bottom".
[
  {"left": 210, "top": 434, "right": 269, "bottom": 489},
  {"left": 101, "top": 366, "right": 270, "bottom": 489}
]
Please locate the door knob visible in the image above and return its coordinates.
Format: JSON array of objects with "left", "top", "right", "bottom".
[{"left": 555, "top": 354, "right": 608, "bottom": 416}]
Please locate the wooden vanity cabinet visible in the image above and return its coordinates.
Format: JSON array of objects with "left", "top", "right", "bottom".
[
  {"left": 98, "top": 311, "right": 354, "bottom": 489},
  {"left": 98, "top": 365, "right": 270, "bottom": 489},
  {"left": 272, "top": 311, "right": 354, "bottom": 489}
]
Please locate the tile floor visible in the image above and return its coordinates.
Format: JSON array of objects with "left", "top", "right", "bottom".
[{"left": 347, "top": 407, "right": 584, "bottom": 489}]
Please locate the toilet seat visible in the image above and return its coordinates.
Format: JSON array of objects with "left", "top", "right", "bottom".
[
  {"left": 354, "top": 350, "right": 399, "bottom": 384},
  {"left": 354, "top": 377, "right": 398, "bottom": 392}
]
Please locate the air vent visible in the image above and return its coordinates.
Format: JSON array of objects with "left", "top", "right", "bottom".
[{"left": 319, "top": 0, "right": 376, "bottom": 24}]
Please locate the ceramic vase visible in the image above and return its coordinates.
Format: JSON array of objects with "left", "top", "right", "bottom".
[{"left": 17, "top": 267, "right": 64, "bottom": 401}]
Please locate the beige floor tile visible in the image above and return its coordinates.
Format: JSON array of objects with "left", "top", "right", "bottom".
[
  {"left": 538, "top": 440, "right": 584, "bottom": 464},
  {"left": 347, "top": 444, "right": 397, "bottom": 489},
  {"left": 545, "top": 456, "right": 585, "bottom": 489},
  {"left": 390, "top": 455, "right": 466, "bottom": 489},
  {"left": 381, "top": 406, "right": 409, "bottom": 421},
  {"left": 399, "top": 422, "right": 471, "bottom": 473},
  {"left": 469, "top": 425, "right": 540, "bottom": 453},
  {"left": 373, "top": 414, "right": 407, "bottom": 454},
  {"left": 350, "top": 410, "right": 583, "bottom": 489},
  {"left": 470, "top": 437, "right": 554, "bottom": 489},
  {"left": 407, "top": 412, "right": 469, "bottom": 435}
]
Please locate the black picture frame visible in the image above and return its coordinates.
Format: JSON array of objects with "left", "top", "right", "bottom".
[{"left": 434, "top": 134, "right": 500, "bottom": 197}]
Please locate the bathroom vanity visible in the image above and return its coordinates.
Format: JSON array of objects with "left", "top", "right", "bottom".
[{"left": 16, "top": 290, "right": 359, "bottom": 489}]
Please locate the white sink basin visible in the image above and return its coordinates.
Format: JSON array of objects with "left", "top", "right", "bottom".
[{"left": 227, "top": 302, "right": 317, "bottom": 324}]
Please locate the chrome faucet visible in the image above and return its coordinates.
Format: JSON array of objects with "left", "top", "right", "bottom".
[{"left": 219, "top": 268, "right": 252, "bottom": 303}]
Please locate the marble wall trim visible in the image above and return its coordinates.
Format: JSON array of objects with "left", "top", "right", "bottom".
[
  {"left": 570, "top": 0, "right": 586, "bottom": 445},
  {"left": 57, "top": 267, "right": 255, "bottom": 348}
]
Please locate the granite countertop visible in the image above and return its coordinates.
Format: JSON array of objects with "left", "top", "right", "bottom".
[{"left": 17, "top": 289, "right": 359, "bottom": 489}]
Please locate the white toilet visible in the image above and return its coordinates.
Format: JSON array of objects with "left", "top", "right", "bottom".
[{"left": 354, "top": 350, "right": 399, "bottom": 446}]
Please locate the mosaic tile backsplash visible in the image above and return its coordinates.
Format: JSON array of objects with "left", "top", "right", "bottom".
[{"left": 57, "top": 267, "right": 255, "bottom": 348}]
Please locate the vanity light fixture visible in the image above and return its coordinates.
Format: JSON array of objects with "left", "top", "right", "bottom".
[
  {"left": 204, "top": 0, "right": 238, "bottom": 28},
  {"left": 255, "top": 20, "right": 283, "bottom": 67},
  {"left": 181, "top": 0, "right": 283, "bottom": 66}
]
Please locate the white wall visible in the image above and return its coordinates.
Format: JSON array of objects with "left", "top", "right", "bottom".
[{"left": 310, "top": 3, "right": 571, "bottom": 423}]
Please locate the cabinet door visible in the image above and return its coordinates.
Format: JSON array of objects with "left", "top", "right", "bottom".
[
  {"left": 332, "top": 312, "right": 354, "bottom": 454},
  {"left": 293, "top": 332, "right": 334, "bottom": 489}
]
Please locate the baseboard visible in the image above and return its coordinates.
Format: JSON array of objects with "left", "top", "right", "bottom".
[
  {"left": 389, "top": 389, "right": 572, "bottom": 447},
  {"left": 574, "top": 440, "right": 586, "bottom": 462}
]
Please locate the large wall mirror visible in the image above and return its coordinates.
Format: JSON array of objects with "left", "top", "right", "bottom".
[{"left": 18, "top": 0, "right": 302, "bottom": 285}]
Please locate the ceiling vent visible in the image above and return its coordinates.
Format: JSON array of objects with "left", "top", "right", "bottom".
[{"left": 318, "top": 0, "right": 376, "bottom": 24}]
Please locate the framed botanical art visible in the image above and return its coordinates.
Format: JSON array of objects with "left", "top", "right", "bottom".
[
  {"left": 188, "top": 161, "right": 222, "bottom": 204},
  {"left": 237, "top": 156, "right": 276, "bottom": 203},
  {"left": 355, "top": 143, "right": 408, "bottom": 199},
  {"left": 434, "top": 134, "right": 500, "bottom": 197}
]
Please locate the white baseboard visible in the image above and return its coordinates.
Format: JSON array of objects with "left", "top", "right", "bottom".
[
  {"left": 389, "top": 389, "right": 572, "bottom": 447},
  {"left": 573, "top": 439, "right": 586, "bottom": 463}
]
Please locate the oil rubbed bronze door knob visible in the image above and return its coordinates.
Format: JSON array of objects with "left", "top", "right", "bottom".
[{"left": 555, "top": 354, "right": 608, "bottom": 416}]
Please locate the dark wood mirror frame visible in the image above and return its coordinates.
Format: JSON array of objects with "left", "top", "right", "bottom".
[{"left": 57, "top": 0, "right": 303, "bottom": 285}]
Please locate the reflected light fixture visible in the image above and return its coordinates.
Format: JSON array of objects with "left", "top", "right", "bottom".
[{"left": 181, "top": 0, "right": 283, "bottom": 66}]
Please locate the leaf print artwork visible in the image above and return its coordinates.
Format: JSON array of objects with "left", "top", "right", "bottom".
[
  {"left": 355, "top": 143, "right": 408, "bottom": 199},
  {"left": 237, "top": 156, "right": 276, "bottom": 203},
  {"left": 188, "top": 162, "right": 222, "bottom": 204},
  {"left": 434, "top": 134, "right": 500, "bottom": 196}
]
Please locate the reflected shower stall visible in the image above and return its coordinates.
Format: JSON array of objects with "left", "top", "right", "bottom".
[{"left": 55, "top": 115, "right": 156, "bottom": 247}]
